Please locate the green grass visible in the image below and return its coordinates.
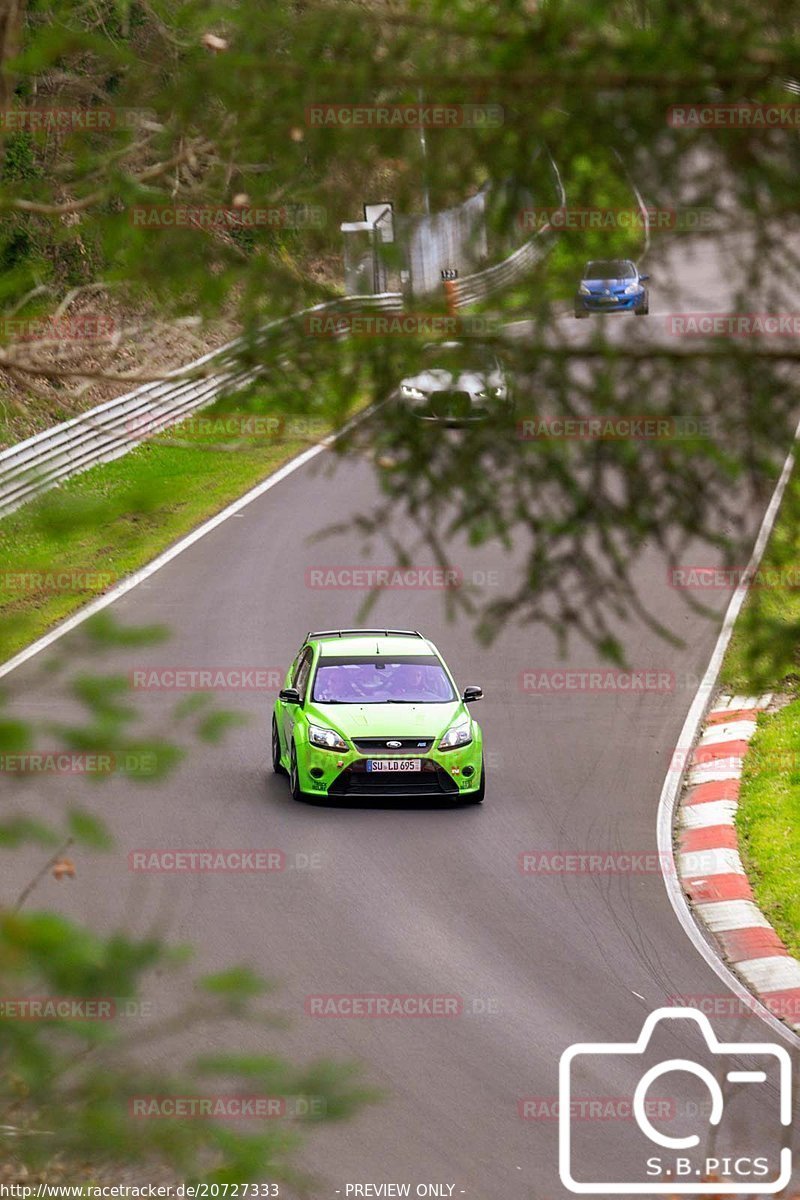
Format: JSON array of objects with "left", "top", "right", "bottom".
[
  {"left": 0, "top": 400, "right": 336, "bottom": 662},
  {"left": 465, "top": 152, "right": 646, "bottom": 323},
  {"left": 736, "top": 701, "right": 800, "bottom": 959},
  {"left": 716, "top": 462, "right": 800, "bottom": 961},
  {"left": 720, "top": 467, "right": 800, "bottom": 694}
]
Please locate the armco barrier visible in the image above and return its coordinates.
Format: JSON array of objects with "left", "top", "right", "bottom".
[
  {"left": 0, "top": 294, "right": 402, "bottom": 519},
  {"left": 448, "top": 228, "right": 557, "bottom": 307},
  {"left": 0, "top": 159, "right": 563, "bottom": 519},
  {"left": 446, "top": 157, "right": 565, "bottom": 308}
]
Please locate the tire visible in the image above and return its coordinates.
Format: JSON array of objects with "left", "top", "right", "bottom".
[
  {"left": 289, "top": 742, "right": 304, "bottom": 802},
  {"left": 271, "top": 716, "right": 287, "bottom": 775},
  {"left": 467, "top": 755, "right": 486, "bottom": 804},
  {"left": 635, "top": 296, "right": 649, "bottom": 316}
]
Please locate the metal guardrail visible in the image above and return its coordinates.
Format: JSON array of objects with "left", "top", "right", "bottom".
[
  {"left": 448, "top": 228, "right": 557, "bottom": 307},
  {"left": 447, "top": 157, "right": 566, "bottom": 308},
  {"left": 0, "top": 160, "right": 564, "bottom": 519},
  {"left": 0, "top": 294, "right": 402, "bottom": 519}
]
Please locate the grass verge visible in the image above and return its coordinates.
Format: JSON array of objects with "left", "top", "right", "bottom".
[
  {"left": 721, "top": 467, "right": 800, "bottom": 694},
  {"left": 0, "top": 402, "right": 337, "bottom": 663},
  {"left": 735, "top": 700, "right": 800, "bottom": 959},
  {"left": 716, "top": 463, "right": 800, "bottom": 960}
]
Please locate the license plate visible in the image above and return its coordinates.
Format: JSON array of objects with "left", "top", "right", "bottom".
[{"left": 366, "top": 758, "right": 422, "bottom": 772}]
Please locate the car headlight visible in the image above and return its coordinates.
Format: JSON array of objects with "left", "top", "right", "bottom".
[
  {"left": 623, "top": 282, "right": 641, "bottom": 294},
  {"left": 401, "top": 384, "right": 426, "bottom": 399},
  {"left": 579, "top": 283, "right": 591, "bottom": 295},
  {"left": 308, "top": 724, "right": 349, "bottom": 752},
  {"left": 477, "top": 387, "right": 504, "bottom": 399},
  {"left": 438, "top": 718, "right": 472, "bottom": 751}
]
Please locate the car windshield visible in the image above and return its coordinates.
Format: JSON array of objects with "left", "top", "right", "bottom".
[
  {"left": 420, "top": 344, "right": 496, "bottom": 373},
  {"left": 312, "top": 656, "right": 456, "bottom": 704},
  {"left": 584, "top": 260, "right": 635, "bottom": 279}
]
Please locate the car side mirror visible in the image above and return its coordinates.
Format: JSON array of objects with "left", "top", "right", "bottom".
[
  {"left": 463, "top": 686, "right": 483, "bottom": 703},
  {"left": 639, "top": 273, "right": 649, "bottom": 281},
  {"left": 279, "top": 687, "right": 301, "bottom": 704}
]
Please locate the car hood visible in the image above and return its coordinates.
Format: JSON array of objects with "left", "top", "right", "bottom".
[
  {"left": 307, "top": 700, "right": 466, "bottom": 739},
  {"left": 400, "top": 368, "right": 503, "bottom": 394}
]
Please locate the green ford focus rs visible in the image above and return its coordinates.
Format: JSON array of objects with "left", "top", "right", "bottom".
[{"left": 272, "top": 629, "right": 485, "bottom": 803}]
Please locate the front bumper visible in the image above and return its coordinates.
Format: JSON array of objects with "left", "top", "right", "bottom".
[
  {"left": 574, "top": 291, "right": 644, "bottom": 313},
  {"left": 410, "top": 392, "right": 510, "bottom": 426},
  {"left": 295, "top": 739, "right": 483, "bottom": 800},
  {"left": 328, "top": 758, "right": 461, "bottom": 798},
  {"left": 415, "top": 412, "right": 491, "bottom": 429}
]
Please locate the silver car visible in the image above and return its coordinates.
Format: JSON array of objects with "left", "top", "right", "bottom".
[{"left": 399, "top": 341, "right": 510, "bottom": 424}]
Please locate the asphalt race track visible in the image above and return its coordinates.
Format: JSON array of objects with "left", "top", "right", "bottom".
[{"left": 4, "top": 230, "right": 799, "bottom": 1198}]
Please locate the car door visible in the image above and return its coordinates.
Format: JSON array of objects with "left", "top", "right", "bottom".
[{"left": 282, "top": 646, "right": 313, "bottom": 749}]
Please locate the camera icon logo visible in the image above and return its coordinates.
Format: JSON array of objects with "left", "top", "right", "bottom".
[{"left": 559, "top": 1007, "right": 793, "bottom": 1194}]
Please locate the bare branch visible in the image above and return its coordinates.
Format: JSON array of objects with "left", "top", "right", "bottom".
[{"left": 7, "top": 149, "right": 201, "bottom": 215}]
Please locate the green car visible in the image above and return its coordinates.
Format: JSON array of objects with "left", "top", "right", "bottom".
[{"left": 271, "top": 629, "right": 485, "bottom": 803}]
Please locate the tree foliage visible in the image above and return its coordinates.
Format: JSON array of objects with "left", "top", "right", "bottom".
[
  {"left": 2, "top": 0, "right": 800, "bottom": 1181},
  {"left": 2, "top": 0, "right": 799, "bottom": 662}
]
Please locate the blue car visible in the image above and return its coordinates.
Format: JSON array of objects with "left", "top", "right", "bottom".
[{"left": 574, "top": 259, "right": 649, "bottom": 318}]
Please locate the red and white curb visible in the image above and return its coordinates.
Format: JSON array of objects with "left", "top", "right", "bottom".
[{"left": 677, "top": 692, "right": 800, "bottom": 1033}]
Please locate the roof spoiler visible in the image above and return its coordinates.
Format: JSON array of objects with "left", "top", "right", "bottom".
[{"left": 305, "top": 628, "right": 423, "bottom": 640}]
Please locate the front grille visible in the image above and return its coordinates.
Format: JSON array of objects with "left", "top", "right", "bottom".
[
  {"left": 352, "top": 737, "right": 433, "bottom": 753},
  {"left": 328, "top": 758, "right": 458, "bottom": 797},
  {"left": 425, "top": 390, "right": 473, "bottom": 420}
]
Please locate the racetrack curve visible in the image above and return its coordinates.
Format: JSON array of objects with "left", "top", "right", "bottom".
[{"left": 3, "top": 230, "right": 799, "bottom": 1199}]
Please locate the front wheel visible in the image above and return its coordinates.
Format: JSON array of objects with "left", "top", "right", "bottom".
[
  {"left": 271, "top": 716, "right": 287, "bottom": 775},
  {"left": 635, "top": 300, "right": 649, "bottom": 316},
  {"left": 289, "top": 743, "right": 304, "bottom": 802}
]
